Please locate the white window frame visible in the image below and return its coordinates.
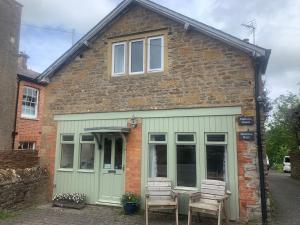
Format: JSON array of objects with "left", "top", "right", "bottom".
[
  {"left": 21, "top": 86, "right": 39, "bottom": 119},
  {"left": 59, "top": 134, "right": 75, "bottom": 170},
  {"left": 112, "top": 42, "right": 126, "bottom": 76},
  {"left": 147, "top": 36, "right": 164, "bottom": 73},
  {"left": 19, "top": 141, "right": 36, "bottom": 150},
  {"left": 78, "top": 134, "right": 95, "bottom": 172},
  {"left": 175, "top": 133, "right": 196, "bottom": 145},
  {"left": 129, "top": 39, "right": 145, "bottom": 75},
  {"left": 205, "top": 133, "right": 228, "bottom": 182},
  {"left": 148, "top": 132, "right": 167, "bottom": 144}
]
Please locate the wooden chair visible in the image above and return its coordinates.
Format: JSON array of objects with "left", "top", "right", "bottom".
[
  {"left": 188, "top": 180, "right": 231, "bottom": 225},
  {"left": 145, "top": 177, "right": 179, "bottom": 225}
]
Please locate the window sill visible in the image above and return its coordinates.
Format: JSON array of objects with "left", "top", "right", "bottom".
[
  {"left": 57, "top": 168, "right": 74, "bottom": 172},
  {"left": 77, "top": 169, "right": 95, "bottom": 173},
  {"left": 20, "top": 116, "right": 39, "bottom": 121}
]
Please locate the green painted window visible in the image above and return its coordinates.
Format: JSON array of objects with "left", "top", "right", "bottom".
[
  {"left": 149, "top": 133, "right": 167, "bottom": 177},
  {"left": 60, "top": 134, "right": 75, "bottom": 169},
  {"left": 205, "top": 133, "right": 227, "bottom": 181},
  {"left": 176, "top": 133, "right": 196, "bottom": 187},
  {"left": 79, "top": 134, "right": 95, "bottom": 170}
]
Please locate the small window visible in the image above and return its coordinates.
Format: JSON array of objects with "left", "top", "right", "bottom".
[
  {"left": 60, "top": 134, "right": 75, "bottom": 169},
  {"left": 149, "top": 133, "right": 167, "bottom": 178},
  {"left": 79, "top": 135, "right": 95, "bottom": 170},
  {"left": 176, "top": 133, "right": 196, "bottom": 187},
  {"left": 112, "top": 42, "right": 126, "bottom": 75},
  {"left": 148, "top": 36, "right": 163, "bottom": 72},
  {"left": 18, "top": 141, "right": 35, "bottom": 150},
  {"left": 207, "top": 134, "right": 226, "bottom": 142},
  {"left": 21, "top": 87, "right": 39, "bottom": 119},
  {"left": 129, "top": 40, "right": 144, "bottom": 74}
]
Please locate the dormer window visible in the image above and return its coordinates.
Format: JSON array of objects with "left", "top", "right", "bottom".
[{"left": 21, "top": 86, "right": 39, "bottom": 119}]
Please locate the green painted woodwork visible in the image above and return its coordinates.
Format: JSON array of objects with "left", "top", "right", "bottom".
[
  {"left": 54, "top": 107, "right": 240, "bottom": 220},
  {"left": 141, "top": 115, "right": 239, "bottom": 220},
  {"left": 54, "top": 106, "right": 241, "bottom": 121}
]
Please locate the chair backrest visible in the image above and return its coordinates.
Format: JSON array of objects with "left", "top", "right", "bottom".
[
  {"left": 147, "top": 177, "right": 172, "bottom": 200},
  {"left": 200, "top": 179, "right": 226, "bottom": 201}
]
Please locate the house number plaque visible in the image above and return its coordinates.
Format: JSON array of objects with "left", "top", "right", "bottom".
[
  {"left": 239, "top": 132, "right": 255, "bottom": 141},
  {"left": 238, "top": 116, "right": 254, "bottom": 126}
]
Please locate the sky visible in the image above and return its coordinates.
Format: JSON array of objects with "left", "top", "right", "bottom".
[{"left": 18, "top": 0, "right": 300, "bottom": 100}]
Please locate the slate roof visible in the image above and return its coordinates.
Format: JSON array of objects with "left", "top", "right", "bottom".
[{"left": 37, "top": 0, "right": 271, "bottom": 82}]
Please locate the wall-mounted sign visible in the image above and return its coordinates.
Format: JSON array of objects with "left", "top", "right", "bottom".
[
  {"left": 238, "top": 116, "right": 254, "bottom": 126},
  {"left": 239, "top": 132, "right": 255, "bottom": 141}
]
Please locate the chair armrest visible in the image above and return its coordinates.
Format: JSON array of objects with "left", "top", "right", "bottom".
[
  {"left": 188, "top": 191, "right": 202, "bottom": 201},
  {"left": 171, "top": 190, "right": 179, "bottom": 199}
]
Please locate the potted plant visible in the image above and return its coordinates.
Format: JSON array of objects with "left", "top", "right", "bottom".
[
  {"left": 53, "top": 193, "right": 86, "bottom": 209},
  {"left": 121, "top": 192, "right": 140, "bottom": 215}
]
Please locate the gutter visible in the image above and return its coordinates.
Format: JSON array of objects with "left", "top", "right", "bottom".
[{"left": 254, "top": 57, "right": 268, "bottom": 225}]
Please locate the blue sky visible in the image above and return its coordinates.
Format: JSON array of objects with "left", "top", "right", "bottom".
[{"left": 18, "top": 0, "right": 300, "bottom": 100}]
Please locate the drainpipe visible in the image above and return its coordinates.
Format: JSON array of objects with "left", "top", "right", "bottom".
[
  {"left": 12, "top": 77, "right": 20, "bottom": 150},
  {"left": 254, "top": 58, "right": 268, "bottom": 225}
]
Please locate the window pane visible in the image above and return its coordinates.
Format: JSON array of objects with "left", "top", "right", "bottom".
[
  {"left": 60, "top": 144, "right": 74, "bottom": 168},
  {"left": 150, "top": 134, "right": 166, "bottom": 142},
  {"left": 149, "top": 38, "right": 162, "bottom": 70},
  {"left": 81, "top": 135, "right": 94, "bottom": 142},
  {"left": 62, "top": 135, "right": 74, "bottom": 142},
  {"left": 22, "top": 87, "right": 38, "bottom": 117},
  {"left": 80, "top": 143, "right": 95, "bottom": 169},
  {"left": 177, "top": 134, "right": 194, "bottom": 142},
  {"left": 207, "top": 134, "right": 225, "bottom": 142},
  {"left": 114, "top": 137, "right": 123, "bottom": 170},
  {"left": 113, "top": 44, "right": 125, "bottom": 74},
  {"left": 149, "top": 144, "right": 167, "bottom": 177},
  {"left": 103, "top": 138, "right": 112, "bottom": 169},
  {"left": 130, "top": 40, "right": 143, "bottom": 73},
  {"left": 177, "top": 145, "right": 196, "bottom": 187},
  {"left": 206, "top": 145, "right": 226, "bottom": 181}
]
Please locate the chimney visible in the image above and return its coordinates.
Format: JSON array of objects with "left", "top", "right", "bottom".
[{"left": 18, "top": 51, "right": 29, "bottom": 69}]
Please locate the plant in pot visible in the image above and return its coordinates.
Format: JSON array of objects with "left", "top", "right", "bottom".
[
  {"left": 53, "top": 193, "right": 87, "bottom": 209},
  {"left": 121, "top": 192, "right": 140, "bottom": 215}
]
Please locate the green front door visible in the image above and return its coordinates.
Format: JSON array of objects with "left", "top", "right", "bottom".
[{"left": 98, "top": 134, "right": 125, "bottom": 205}]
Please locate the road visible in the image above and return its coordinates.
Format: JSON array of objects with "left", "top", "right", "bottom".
[{"left": 268, "top": 170, "right": 300, "bottom": 225}]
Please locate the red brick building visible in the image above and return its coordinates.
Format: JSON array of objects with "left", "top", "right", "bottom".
[{"left": 14, "top": 52, "right": 45, "bottom": 150}]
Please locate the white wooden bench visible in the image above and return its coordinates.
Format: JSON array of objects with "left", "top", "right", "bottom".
[
  {"left": 188, "top": 179, "right": 231, "bottom": 225},
  {"left": 145, "top": 177, "right": 178, "bottom": 225}
]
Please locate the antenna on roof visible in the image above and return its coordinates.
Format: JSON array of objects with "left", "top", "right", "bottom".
[{"left": 242, "top": 20, "right": 256, "bottom": 45}]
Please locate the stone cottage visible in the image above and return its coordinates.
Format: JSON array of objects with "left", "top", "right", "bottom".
[{"left": 36, "top": 0, "right": 271, "bottom": 223}]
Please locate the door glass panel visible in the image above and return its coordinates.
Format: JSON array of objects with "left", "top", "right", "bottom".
[
  {"left": 206, "top": 145, "right": 226, "bottom": 181},
  {"left": 103, "top": 138, "right": 112, "bottom": 169},
  {"left": 114, "top": 137, "right": 123, "bottom": 170}
]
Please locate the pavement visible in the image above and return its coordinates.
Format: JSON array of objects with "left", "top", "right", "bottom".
[
  {"left": 0, "top": 204, "right": 243, "bottom": 225},
  {"left": 268, "top": 170, "right": 300, "bottom": 225}
]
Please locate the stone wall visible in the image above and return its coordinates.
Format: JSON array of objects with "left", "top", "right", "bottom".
[
  {"left": 0, "top": 0, "right": 22, "bottom": 149},
  {"left": 290, "top": 151, "right": 300, "bottom": 180},
  {"left": 14, "top": 80, "right": 45, "bottom": 150},
  {"left": 0, "top": 150, "right": 39, "bottom": 169},
  {"left": 0, "top": 167, "right": 48, "bottom": 210}
]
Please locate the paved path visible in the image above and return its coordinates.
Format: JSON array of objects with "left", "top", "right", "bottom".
[
  {"left": 268, "top": 170, "right": 300, "bottom": 225},
  {"left": 0, "top": 204, "right": 242, "bottom": 225}
]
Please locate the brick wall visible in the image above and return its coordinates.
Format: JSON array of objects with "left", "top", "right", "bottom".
[
  {"left": 0, "top": 150, "right": 39, "bottom": 169},
  {"left": 0, "top": 0, "right": 22, "bottom": 149},
  {"left": 0, "top": 167, "right": 48, "bottom": 210},
  {"left": 290, "top": 151, "right": 300, "bottom": 180},
  {"left": 14, "top": 80, "right": 45, "bottom": 150},
  {"left": 40, "top": 4, "right": 259, "bottom": 221},
  {"left": 125, "top": 121, "right": 142, "bottom": 194}
]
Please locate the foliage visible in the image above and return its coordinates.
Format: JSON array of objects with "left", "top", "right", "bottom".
[
  {"left": 266, "top": 91, "right": 300, "bottom": 166},
  {"left": 0, "top": 210, "right": 15, "bottom": 220},
  {"left": 121, "top": 192, "right": 140, "bottom": 205},
  {"left": 53, "top": 193, "right": 86, "bottom": 204}
]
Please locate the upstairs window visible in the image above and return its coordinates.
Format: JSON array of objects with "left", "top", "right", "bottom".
[
  {"left": 112, "top": 42, "right": 126, "bottom": 76},
  {"left": 129, "top": 39, "right": 144, "bottom": 74},
  {"left": 148, "top": 36, "right": 163, "bottom": 72},
  {"left": 21, "top": 87, "right": 38, "bottom": 119}
]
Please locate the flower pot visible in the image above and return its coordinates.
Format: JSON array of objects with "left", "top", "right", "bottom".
[{"left": 123, "top": 202, "right": 138, "bottom": 214}]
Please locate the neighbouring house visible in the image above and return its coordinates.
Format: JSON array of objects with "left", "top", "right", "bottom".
[
  {"left": 36, "top": 0, "right": 271, "bottom": 223},
  {"left": 0, "top": 0, "right": 22, "bottom": 149},
  {"left": 14, "top": 52, "right": 45, "bottom": 151}
]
